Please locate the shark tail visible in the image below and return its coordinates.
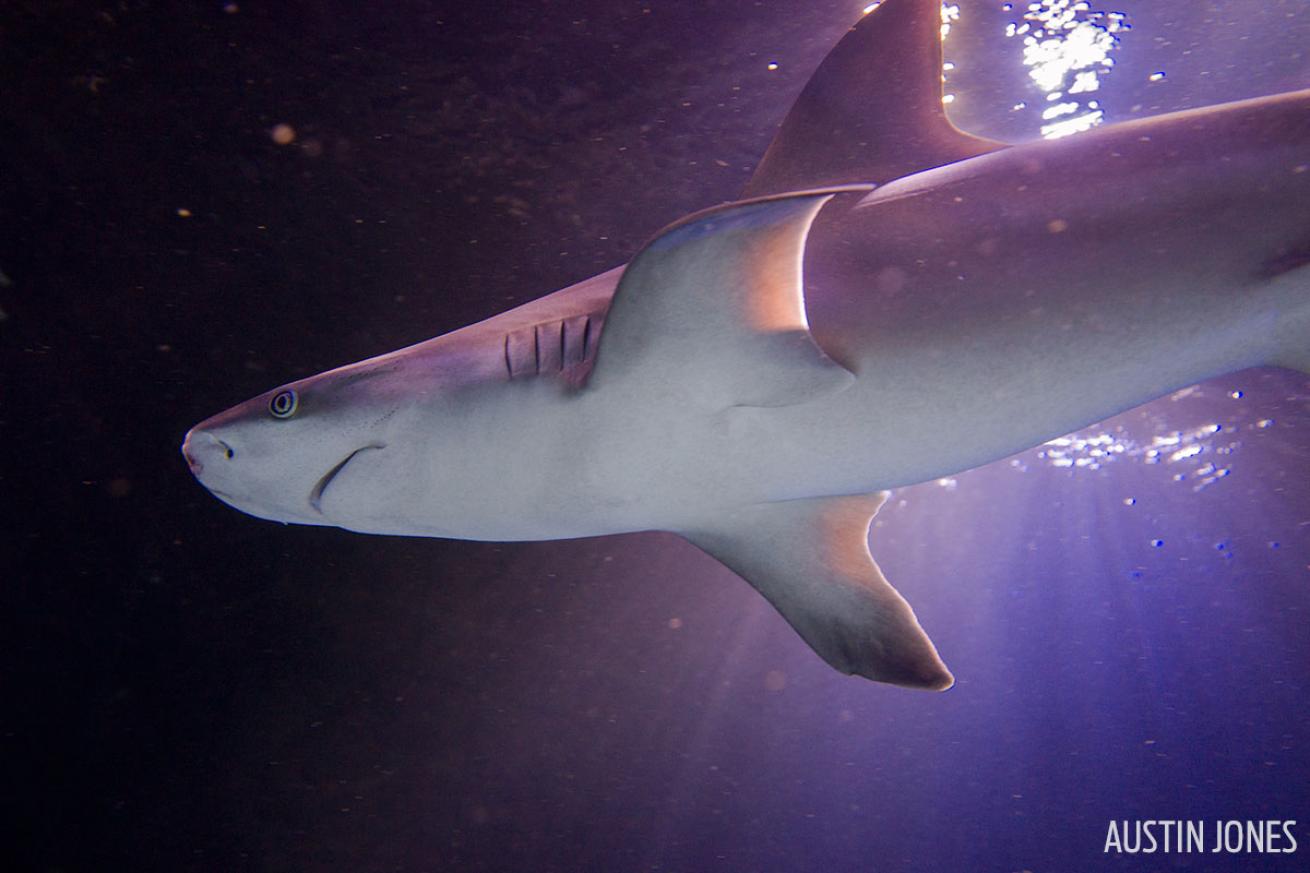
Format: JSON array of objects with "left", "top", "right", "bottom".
[{"left": 680, "top": 492, "right": 953, "bottom": 690}]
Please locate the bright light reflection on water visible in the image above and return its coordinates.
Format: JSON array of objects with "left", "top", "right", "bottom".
[
  {"left": 1000, "top": 385, "right": 1279, "bottom": 493},
  {"left": 866, "top": 1, "right": 1133, "bottom": 134},
  {"left": 1003, "top": 0, "right": 1129, "bottom": 138}
]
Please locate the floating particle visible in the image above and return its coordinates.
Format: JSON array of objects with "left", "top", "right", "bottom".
[
  {"left": 1151, "top": 539, "right": 1165, "bottom": 548},
  {"left": 271, "top": 123, "right": 296, "bottom": 145}
]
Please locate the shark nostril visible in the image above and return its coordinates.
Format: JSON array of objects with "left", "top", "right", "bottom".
[{"left": 186, "top": 431, "right": 236, "bottom": 464}]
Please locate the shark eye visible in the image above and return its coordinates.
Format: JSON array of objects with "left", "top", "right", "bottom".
[{"left": 269, "top": 389, "right": 299, "bottom": 419}]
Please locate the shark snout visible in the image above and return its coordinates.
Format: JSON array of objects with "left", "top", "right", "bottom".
[{"left": 181, "top": 428, "right": 236, "bottom": 478}]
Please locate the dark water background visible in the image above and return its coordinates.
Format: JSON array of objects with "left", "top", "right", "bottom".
[{"left": 3, "top": 1, "right": 1309, "bottom": 870}]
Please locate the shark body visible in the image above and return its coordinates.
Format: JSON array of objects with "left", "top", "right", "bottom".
[{"left": 184, "top": 0, "right": 1310, "bottom": 689}]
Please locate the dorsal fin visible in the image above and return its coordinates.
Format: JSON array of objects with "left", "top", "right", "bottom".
[{"left": 744, "top": 0, "right": 1004, "bottom": 198}]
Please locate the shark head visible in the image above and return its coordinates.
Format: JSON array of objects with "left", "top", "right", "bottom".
[{"left": 182, "top": 358, "right": 412, "bottom": 530}]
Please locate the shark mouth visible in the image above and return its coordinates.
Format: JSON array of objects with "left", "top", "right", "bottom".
[{"left": 309, "top": 444, "right": 385, "bottom": 514}]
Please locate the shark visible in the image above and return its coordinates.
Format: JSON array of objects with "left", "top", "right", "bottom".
[{"left": 182, "top": 0, "right": 1310, "bottom": 690}]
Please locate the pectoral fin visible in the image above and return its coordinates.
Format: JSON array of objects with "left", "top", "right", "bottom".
[
  {"left": 682, "top": 492, "right": 953, "bottom": 690},
  {"left": 590, "top": 188, "right": 868, "bottom": 409}
]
